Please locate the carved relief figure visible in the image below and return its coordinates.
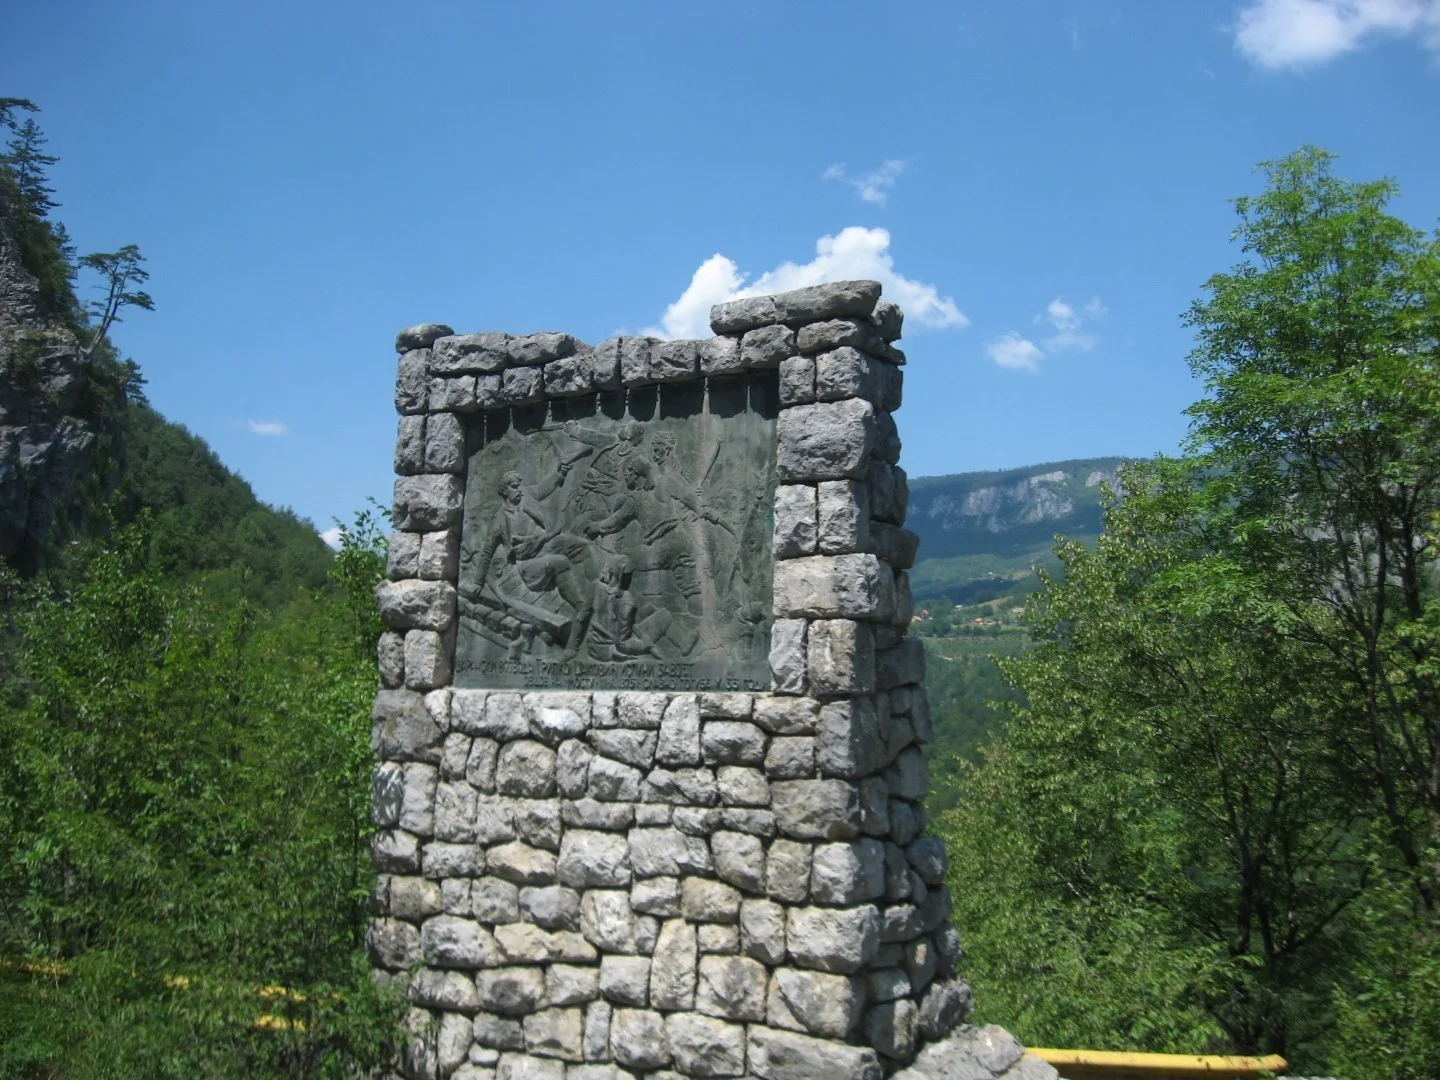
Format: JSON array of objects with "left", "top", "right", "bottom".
[{"left": 454, "top": 381, "right": 776, "bottom": 690}]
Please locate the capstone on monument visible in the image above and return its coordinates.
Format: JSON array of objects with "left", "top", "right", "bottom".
[{"left": 370, "top": 281, "right": 1058, "bottom": 1080}]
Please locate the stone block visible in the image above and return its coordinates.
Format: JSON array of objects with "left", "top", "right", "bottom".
[
  {"left": 368, "top": 917, "right": 422, "bottom": 969},
  {"left": 796, "top": 318, "right": 884, "bottom": 356},
  {"left": 772, "top": 779, "right": 861, "bottom": 840},
  {"left": 719, "top": 807, "right": 775, "bottom": 836},
  {"left": 599, "top": 955, "right": 651, "bottom": 1006},
  {"left": 397, "top": 323, "right": 455, "bottom": 352},
  {"left": 656, "top": 694, "right": 701, "bottom": 766},
  {"left": 372, "top": 689, "right": 444, "bottom": 762},
  {"left": 716, "top": 765, "right": 770, "bottom": 807},
  {"left": 476, "top": 373, "right": 503, "bottom": 409},
  {"left": 652, "top": 338, "right": 699, "bottom": 381},
  {"left": 586, "top": 756, "right": 643, "bottom": 802},
  {"left": 581, "top": 889, "right": 642, "bottom": 954},
  {"left": 589, "top": 339, "right": 621, "bottom": 389},
  {"left": 699, "top": 693, "right": 752, "bottom": 720},
  {"left": 768, "top": 618, "right": 807, "bottom": 695},
  {"left": 430, "top": 331, "right": 510, "bottom": 373},
  {"left": 391, "top": 875, "right": 443, "bottom": 921},
  {"left": 810, "top": 838, "right": 887, "bottom": 904},
  {"left": 765, "top": 839, "right": 811, "bottom": 903},
  {"left": 519, "top": 885, "right": 581, "bottom": 930},
  {"left": 496, "top": 366, "right": 542, "bottom": 405},
  {"left": 375, "top": 579, "right": 457, "bottom": 633},
  {"left": 695, "top": 955, "right": 767, "bottom": 1022},
  {"left": 773, "top": 554, "right": 888, "bottom": 620},
  {"left": 817, "top": 480, "right": 869, "bottom": 555},
  {"left": 753, "top": 697, "right": 820, "bottom": 735},
  {"left": 395, "top": 348, "right": 431, "bottom": 413},
  {"left": 423, "top": 915, "right": 499, "bottom": 968},
  {"left": 777, "top": 398, "right": 875, "bottom": 483},
  {"left": 588, "top": 728, "right": 657, "bottom": 769},
  {"left": 918, "top": 978, "right": 973, "bottom": 1041},
  {"left": 404, "top": 628, "right": 453, "bottom": 690},
  {"left": 815, "top": 698, "right": 883, "bottom": 778},
  {"left": 649, "top": 919, "right": 698, "bottom": 1010},
  {"left": 582, "top": 1001, "right": 612, "bottom": 1062},
  {"left": 423, "top": 411, "right": 465, "bottom": 473},
  {"left": 543, "top": 353, "right": 591, "bottom": 397},
  {"left": 709, "top": 295, "right": 778, "bottom": 335},
  {"left": 616, "top": 692, "right": 669, "bottom": 729},
  {"left": 772, "top": 968, "right": 865, "bottom": 1038},
  {"left": 619, "top": 337, "right": 657, "bottom": 387},
  {"left": 747, "top": 1026, "right": 882, "bottom": 1080},
  {"left": 629, "top": 828, "right": 713, "bottom": 878},
  {"left": 523, "top": 1007, "right": 584, "bottom": 1062},
  {"left": 562, "top": 798, "right": 633, "bottom": 832},
  {"left": 476, "top": 966, "right": 546, "bottom": 1017},
  {"left": 807, "top": 620, "right": 875, "bottom": 696},
  {"left": 496, "top": 741, "right": 558, "bottom": 798},
  {"left": 739, "top": 899, "right": 787, "bottom": 965},
  {"left": 410, "top": 967, "right": 481, "bottom": 1013},
  {"left": 699, "top": 334, "right": 743, "bottom": 375},
  {"left": 764, "top": 736, "right": 815, "bottom": 780},
  {"left": 476, "top": 1011, "right": 526, "bottom": 1050},
  {"left": 772, "top": 486, "right": 817, "bottom": 558},
  {"left": 681, "top": 877, "right": 741, "bottom": 923},
  {"left": 429, "top": 375, "right": 478, "bottom": 412},
  {"left": 558, "top": 830, "right": 632, "bottom": 888},
  {"left": 395, "top": 414, "right": 426, "bottom": 475},
  {"left": 772, "top": 280, "right": 882, "bottom": 323},
  {"left": 906, "top": 836, "right": 947, "bottom": 885},
  {"left": 372, "top": 761, "right": 404, "bottom": 827},
  {"left": 871, "top": 299, "right": 903, "bottom": 341},
  {"left": 487, "top": 842, "right": 557, "bottom": 886},
  {"left": 473, "top": 877, "right": 521, "bottom": 923},
  {"left": 513, "top": 798, "right": 561, "bottom": 851},
  {"left": 664, "top": 1012, "right": 747, "bottom": 1078},
  {"left": 786, "top": 905, "right": 880, "bottom": 974},
  {"left": 860, "top": 775, "right": 890, "bottom": 838},
  {"left": 710, "top": 831, "right": 765, "bottom": 893},
  {"left": 632, "top": 876, "right": 682, "bottom": 917},
  {"left": 378, "top": 631, "right": 405, "bottom": 688},
  {"left": 643, "top": 767, "right": 718, "bottom": 806},
  {"left": 698, "top": 922, "right": 740, "bottom": 953},
  {"left": 610, "top": 1008, "right": 670, "bottom": 1070},
  {"left": 885, "top": 746, "right": 928, "bottom": 802},
  {"left": 875, "top": 639, "right": 925, "bottom": 695},
  {"left": 507, "top": 332, "right": 579, "bottom": 367},
  {"left": 865, "top": 999, "right": 919, "bottom": 1060},
  {"left": 424, "top": 841, "right": 483, "bottom": 879},
  {"left": 417, "top": 528, "right": 460, "bottom": 580},
  {"left": 778, "top": 355, "right": 816, "bottom": 406},
  {"left": 701, "top": 721, "right": 766, "bottom": 765},
  {"left": 815, "top": 346, "right": 887, "bottom": 405}
]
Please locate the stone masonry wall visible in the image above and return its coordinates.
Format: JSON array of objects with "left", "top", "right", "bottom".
[{"left": 370, "top": 281, "right": 1053, "bottom": 1080}]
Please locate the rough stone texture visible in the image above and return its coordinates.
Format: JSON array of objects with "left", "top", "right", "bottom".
[{"left": 371, "top": 283, "right": 1043, "bottom": 1078}]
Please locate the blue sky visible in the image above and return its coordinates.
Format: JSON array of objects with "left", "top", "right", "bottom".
[{"left": 9, "top": 0, "right": 1440, "bottom": 540}]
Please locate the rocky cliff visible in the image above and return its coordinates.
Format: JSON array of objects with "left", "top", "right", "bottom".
[
  {"left": 907, "top": 457, "right": 1125, "bottom": 562},
  {"left": 0, "top": 189, "right": 121, "bottom": 573}
]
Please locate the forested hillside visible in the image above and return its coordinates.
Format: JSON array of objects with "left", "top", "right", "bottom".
[{"left": 0, "top": 101, "right": 398, "bottom": 1078}]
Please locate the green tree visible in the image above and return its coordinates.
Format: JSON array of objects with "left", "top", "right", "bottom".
[
  {"left": 2, "top": 117, "right": 58, "bottom": 217},
  {"left": 941, "top": 148, "right": 1440, "bottom": 1074},
  {"left": 78, "top": 245, "right": 154, "bottom": 359}
]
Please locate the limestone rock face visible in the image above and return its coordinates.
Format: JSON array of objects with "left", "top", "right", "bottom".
[{"left": 0, "top": 193, "right": 121, "bottom": 573}]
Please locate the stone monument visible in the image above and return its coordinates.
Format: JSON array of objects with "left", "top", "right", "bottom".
[{"left": 370, "top": 281, "right": 1057, "bottom": 1080}]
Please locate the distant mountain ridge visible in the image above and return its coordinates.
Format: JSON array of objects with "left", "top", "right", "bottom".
[
  {"left": 905, "top": 457, "right": 1128, "bottom": 605},
  {"left": 909, "top": 456, "right": 1127, "bottom": 561}
]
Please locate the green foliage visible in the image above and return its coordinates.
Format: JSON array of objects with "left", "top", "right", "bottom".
[
  {"left": 942, "top": 148, "right": 1440, "bottom": 1073},
  {"left": 921, "top": 635, "right": 1027, "bottom": 813},
  {"left": 113, "top": 404, "right": 335, "bottom": 612},
  {"left": 0, "top": 515, "right": 401, "bottom": 1077}
]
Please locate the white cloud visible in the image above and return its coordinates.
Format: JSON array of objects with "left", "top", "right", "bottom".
[
  {"left": 987, "top": 333, "right": 1044, "bottom": 373},
  {"left": 1234, "top": 0, "right": 1440, "bottom": 68},
  {"left": 320, "top": 526, "right": 343, "bottom": 550},
  {"left": 645, "top": 227, "right": 968, "bottom": 341},
  {"left": 991, "top": 295, "right": 1105, "bottom": 373},
  {"left": 1035, "top": 295, "right": 1101, "bottom": 354},
  {"left": 246, "top": 419, "right": 289, "bottom": 436},
  {"left": 823, "top": 160, "right": 908, "bottom": 205}
]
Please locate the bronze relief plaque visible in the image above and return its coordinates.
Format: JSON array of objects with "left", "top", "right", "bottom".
[{"left": 454, "top": 375, "right": 778, "bottom": 691}]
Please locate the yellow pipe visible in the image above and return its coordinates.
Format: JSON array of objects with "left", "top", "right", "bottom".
[{"left": 1026, "top": 1049, "right": 1287, "bottom": 1079}]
